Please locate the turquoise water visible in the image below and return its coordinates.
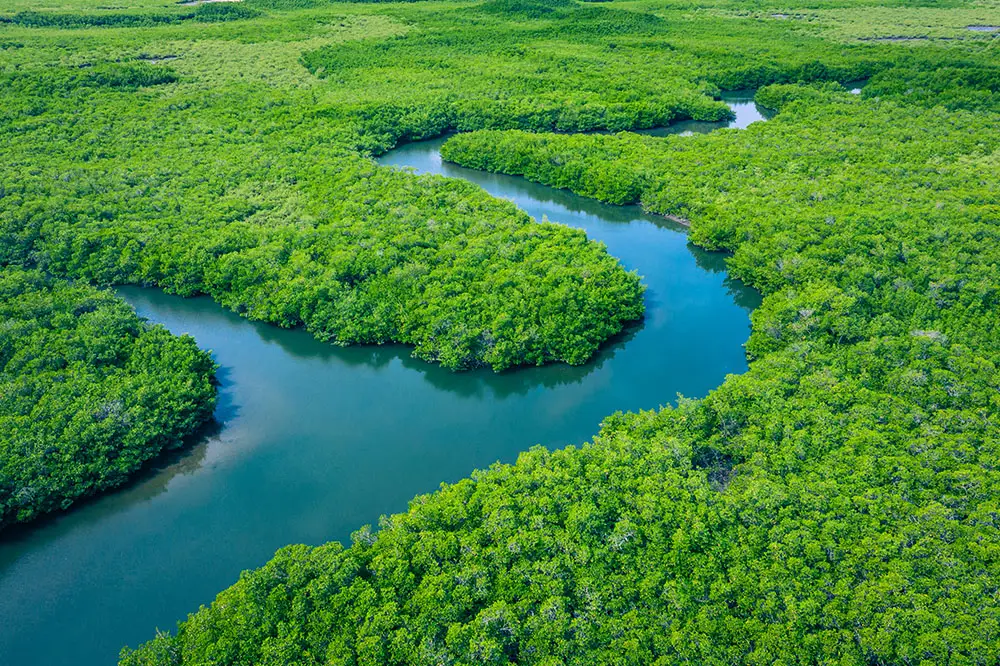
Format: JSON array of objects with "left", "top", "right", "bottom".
[{"left": 0, "top": 107, "right": 763, "bottom": 666}]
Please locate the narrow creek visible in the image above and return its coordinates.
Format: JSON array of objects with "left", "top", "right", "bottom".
[{"left": 0, "top": 95, "right": 769, "bottom": 666}]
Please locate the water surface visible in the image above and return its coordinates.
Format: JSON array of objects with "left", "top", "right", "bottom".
[
  {"left": 0, "top": 112, "right": 761, "bottom": 666},
  {"left": 637, "top": 89, "right": 774, "bottom": 137}
]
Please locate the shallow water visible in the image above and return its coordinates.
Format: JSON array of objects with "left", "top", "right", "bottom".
[
  {"left": 0, "top": 109, "right": 762, "bottom": 666},
  {"left": 635, "top": 89, "right": 774, "bottom": 137}
]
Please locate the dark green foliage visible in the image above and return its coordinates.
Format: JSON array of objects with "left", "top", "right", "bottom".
[
  {"left": 244, "top": 0, "right": 334, "bottom": 8},
  {"left": 0, "top": 1, "right": 664, "bottom": 371},
  {"left": 440, "top": 84, "right": 1000, "bottom": 356},
  {"left": 86, "top": 62, "right": 179, "bottom": 89},
  {"left": 192, "top": 3, "right": 262, "bottom": 22},
  {"left": 0, "top": 269, "right": 217, "bottom": 528},
  {"left": 479, "top": 0, "right": 575, "bottom": 19},
  {"left": 299, "top": 7, "right": 735, "bottom": 136},
  {"left": 442, "top": 131, "right": 651, "bottom": 204},
  {"left": 2, "top": 11, "right": 182, "bottom": 28},
  {"left": 0, "top": 5, "right": 259, "bottom": 29},
  {"left": 0, "top": 63, "right": 176, "bottom": 101}
]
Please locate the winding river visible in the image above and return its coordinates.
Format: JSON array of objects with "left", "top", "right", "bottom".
[{"left": 0, "top": 95, "right": 766, "bottom": 666}]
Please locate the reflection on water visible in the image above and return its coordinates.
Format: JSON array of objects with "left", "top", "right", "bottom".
[
  {"left": 636, "top": 90, "right": 775, "bottom": 137},
  {"left": 0, "top": 427, "right": 214, "bottom": 570},
  {"left": 844, "top": 78, "right": 869, "bottom": 95},
  {"left": 0, "top": 122, "right": 760, "bottom": 666}
]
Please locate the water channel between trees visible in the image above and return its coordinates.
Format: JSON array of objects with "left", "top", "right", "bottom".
[{"left": 0, "top": 94, "right": 770, "bottom": 666}]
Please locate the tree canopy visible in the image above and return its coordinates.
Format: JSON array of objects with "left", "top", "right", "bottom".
[
  {"left": 0, "top": 269, "right": 216, "bottom": 528},
  {"left": 2, "top": 0, "right": 999, "bottom": 661}
]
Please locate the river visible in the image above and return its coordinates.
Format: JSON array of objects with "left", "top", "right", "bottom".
[{"left": 0, "top": 96, "right": 766, "bottom": 666}]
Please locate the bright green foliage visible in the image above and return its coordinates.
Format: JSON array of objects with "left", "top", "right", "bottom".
[
  {"left": 753, "top": 80, "right": 849, "bottom": 111},
  {"left": 411, "top": 37, "right": 1000, "bottom": 665},
  {"left": 297, "top": 0, "right": 886, "bottom": 141},
  {"left": 440, "top": 83, "right": 1000, "bottom": 359},
  {"left": 0, "top": 0, "right": 672, "bottom": 371},
  {"left": 120, "top": 333, "right": 1000, "bottom": 665},
  {"left": 0, "top": 0, "right": 994, "bottom": 662},
  {"left": 0, "top": 269, "right": 216, "bottom": 528},
  {"left": 865, "top": 63, "right": 1000, "bottom": 112},
  {"left": 2, "top": 149, "right": 643, "bottom": 368},
  {"left": 0, "top": 0, "right": 937, "bottom": 368}
]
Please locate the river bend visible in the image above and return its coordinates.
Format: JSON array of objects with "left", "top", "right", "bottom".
[{"left": 0, "top": 96, "right": 767, "bottom": 666}]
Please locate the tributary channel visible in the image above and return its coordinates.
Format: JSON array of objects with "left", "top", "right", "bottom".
[{"left": 0, "top": 93, "right": 768, "bottom": 666}]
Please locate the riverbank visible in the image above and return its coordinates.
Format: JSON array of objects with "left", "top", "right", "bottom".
[{"left": 0, "top": 136, "right": 758, "bottom": 666}]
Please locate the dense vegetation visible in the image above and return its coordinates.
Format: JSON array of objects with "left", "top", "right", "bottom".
[
  {"left": 0, "top": 0, "right": 663, "bottom": 371},
  {"left": 439, "top": 81, "right": 1000, "bottom": 356},
  {"left": 0, "top": 269, "right": 216, "bottom": 528},
  {"left": 2, "top": 4, "right": 261, "bottom": 28},
  {"left": 3, "top": 0, "right": 999, "bottom": 662},
  {"left": 119, "top": 332, "right": 1000, "bottom": 663}
]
